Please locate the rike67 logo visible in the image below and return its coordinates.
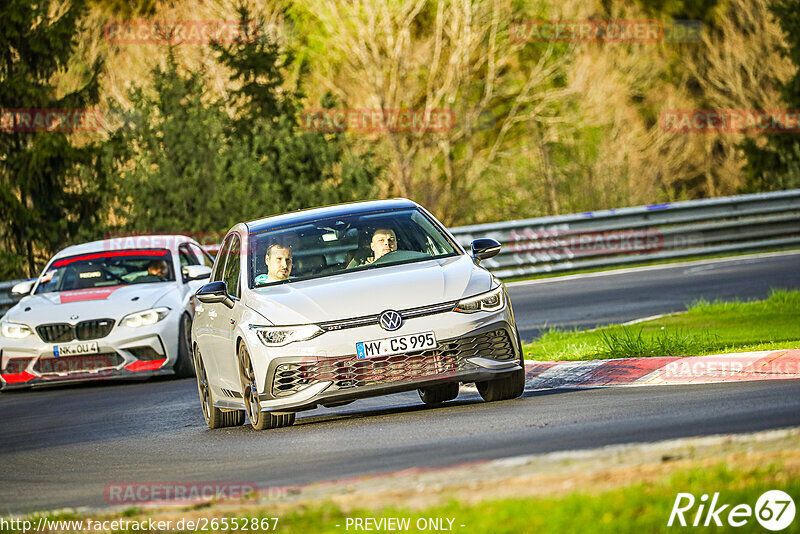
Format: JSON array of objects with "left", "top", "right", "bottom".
[{"left": 668, "top": 490, "right": 796, "bottom": 531}]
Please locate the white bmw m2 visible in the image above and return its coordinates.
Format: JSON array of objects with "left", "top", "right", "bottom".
[
  {"left": 192, "top": 199, "right": 525, "bottom": 430},
  {"left": 0, "top": 235, "right": 214, "bottom": 389}
]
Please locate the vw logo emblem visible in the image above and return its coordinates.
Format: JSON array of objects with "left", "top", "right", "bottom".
[
  {"left": 378, "top": 310, "right": 403, "bottom": 331},
  {"left": 70, "top": 315, "right": 79, "bottom": 320}
]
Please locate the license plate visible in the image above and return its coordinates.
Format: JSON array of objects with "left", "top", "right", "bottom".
[
  {"left": 54, "top": 341, "right": 99, "bottom": 357},
  {"left": 356, "top": 331, "right": 437, "bottom": 359}
]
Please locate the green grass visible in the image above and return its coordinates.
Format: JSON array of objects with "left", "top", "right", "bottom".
[
  {"left": 275, "top": 462, "right": 799, "bottom": 533},
  {"left": 523, "top": 289, "right": 800, "bottom": 361},
  {"left": 6, "top": 457, "right": 794, "bottom": 533}
]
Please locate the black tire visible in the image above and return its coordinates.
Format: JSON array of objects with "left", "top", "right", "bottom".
[
  {"left": 418, "top": 382, "right": 460, "bottom": 405},
  {"left": 238, "top": 343, "right": 295, "bottom": 431},
  {"left": 194, "top": 346, "right": 245, "bottom": 429},
  {"left": 476, "top": 369, "right": 524, "bottom": 402},
  {"left": 476, "top": 328, "right": 526, "bottom": 402},
  {"left": 173, "top": 313, "right": 196, "bottom": 378}
]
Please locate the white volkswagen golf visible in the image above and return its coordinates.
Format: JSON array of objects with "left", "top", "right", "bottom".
[
  {"left": 192, "top": 199, "right": 525, "bottom": 430},
  {"left": 0, "top": 235, "right": 214, "bottom": 389}
]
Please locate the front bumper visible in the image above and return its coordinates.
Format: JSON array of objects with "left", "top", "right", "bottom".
[
  {"left": 0, "top": 314, "right": 181, "bottom": 390},
  {"left": 226, "top": 305, "right": 522, "bottom": 413}
]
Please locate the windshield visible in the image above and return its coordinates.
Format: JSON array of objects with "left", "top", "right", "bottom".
[
  {"left": 248, "top": 208, "right": 459, "bottom": 287},
  {"left": 34, "top": 249, "right": 175, "bottom": 294}
]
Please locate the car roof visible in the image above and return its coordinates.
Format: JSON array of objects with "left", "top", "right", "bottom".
[
  {"left": 52, "top": 235, "right": 198, "bottom": 260},
  {"left": 246, "top": 198, "right": 420, "bottom": 234}
]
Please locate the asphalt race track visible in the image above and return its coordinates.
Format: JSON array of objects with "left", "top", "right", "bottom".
[{"left": 1, "top": 252, "right": 799, "bottom": 514}]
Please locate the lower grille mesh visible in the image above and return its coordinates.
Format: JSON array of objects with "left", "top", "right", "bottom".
[{"left": 272, "top": 328, "right": 515, "bottom": 398}]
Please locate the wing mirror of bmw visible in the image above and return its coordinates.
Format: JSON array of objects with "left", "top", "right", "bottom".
[
  {"left": 471, "top": 238, "right": 501, "bottom": 263},
  {"left": 183, "top": 265, "right": 212, "bottom": 282},
  {"left": 11, "top": 279, "right": 36, "bottom": 296},
  {"left": 195, "top": 281, "right": 234, "bottom": 309}
]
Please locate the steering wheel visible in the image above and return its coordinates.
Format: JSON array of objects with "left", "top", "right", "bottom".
[
  {"left": 371, "top": 250, "right": 401, "bottom": 265},
  {"left": 102, "top": 267, "right": 127, "bottom": 284}
]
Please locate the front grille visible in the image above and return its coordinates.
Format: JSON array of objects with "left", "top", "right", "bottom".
[
  {"left": 37, "top": 319, "right": 115, "bottom": 343},
  {"left": 271, "top": 328, "right": 515, "bottom": 398},
  {"left": 34, "top": 352, "right": 124, "bottom": 375},
  {"left": 76, "top": 319, "right": 115, "bottom": 340},
  {"left": 37, "top": 324, "right": 73, "bottom": 343}
]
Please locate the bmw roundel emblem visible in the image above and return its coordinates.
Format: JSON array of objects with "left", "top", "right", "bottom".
[
  {"left": 378, "top": 310, "right": 403, "bottom": 331},
  {"left": 70, "top": 315, "right": 79, "bottom": 320}
]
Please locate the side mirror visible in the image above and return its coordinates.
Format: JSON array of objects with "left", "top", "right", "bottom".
[
  {"left": 195, "top": 281, "right": 234, "bottom": 309},
  {"left": 471, "top": 238, "right": 501, "bottom": 263},
  {"left": 11, "top": 279, "right": 36, "bottom": 296},
  {"left": 182, "top": 265, "right": 212, "bottom": 282}
]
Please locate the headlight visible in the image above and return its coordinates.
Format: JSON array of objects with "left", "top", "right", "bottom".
[
  {"left": 1, "top": 322, "right": 32, "bottom": 338},
  {"left": 454, "top": 286, "right": 505, "bottom": 313},
  {"left": 121, "top": 307, "right": 171, "bottom": 328},
  {"left": 251, "top": 325, "right": 323, "bottom": 347}
]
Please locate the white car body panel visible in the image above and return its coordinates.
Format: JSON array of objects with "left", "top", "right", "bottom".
[
  {"left": 0, "top": 235, "right": 212, "bottom": 389},
  {"left": 192, "top": 199, "right": 524, "bottom": 417}
]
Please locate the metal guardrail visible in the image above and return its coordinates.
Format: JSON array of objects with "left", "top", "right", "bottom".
[
  {"left": 450, "top": 189, "right": 800, "bottom": 279},
  {"left": 0, "top": 191, "right": 798, "bottom": 318}
]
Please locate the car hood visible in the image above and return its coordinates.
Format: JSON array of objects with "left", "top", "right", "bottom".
[
  {"left": 245, "top": 255, "right": 494, "bottom": 325},
  {"left": 5, "top": 283, "right": 175, "bottom": 325}
]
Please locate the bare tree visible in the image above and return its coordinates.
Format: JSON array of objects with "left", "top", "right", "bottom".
[{"left": 296, "top": 0, "right": 578, "bottom": 223}]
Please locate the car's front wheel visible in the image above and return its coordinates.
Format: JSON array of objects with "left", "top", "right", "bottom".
[
  {"left": 418, "top": 382, "right": 460, "bottom": 405},
  {"left": 476, "top": 331, "right": 526, "bottom": 402},
  {"left": 174, "top": 313, "right": 196, "bottom": 378},
  {"left": 194, "top": 346, "right": 245, "bottom": 429},
  {"left": 238, "top": 343, "right": 295, "bottom": 431},
  {"left": 476, "top": 368, "right": 525, "bottom": 402}
]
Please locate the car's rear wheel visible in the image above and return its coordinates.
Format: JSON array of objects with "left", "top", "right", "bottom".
[
  {"left": 194, "top": 346, "right": 245, "bottom": 429},
  {"left": 418, "top": 382, "right": 460, "bottom": 405},
  {"left": 238, "top": 343, "right": 295, "bottom": 431},
  {"left": 173, "top": 313, "right": 196, "bottom": 378}
]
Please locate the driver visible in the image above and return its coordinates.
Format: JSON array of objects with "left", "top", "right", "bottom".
[
  {"left": 347, "top": 228, "right": 398, "bottom": 268},
  {"left": 255, "top": 244, "right": 293, "bottom": 284},
  {"left": 147, "top": 260, "right": 169, "bottom": 279},
  {"left": 369, "top": 228, "right": 397, "bottom": 262}
]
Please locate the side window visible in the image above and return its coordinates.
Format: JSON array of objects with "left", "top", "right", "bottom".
[
  {"left": 211, "top": 236, "right": 232, "bottom": 283},
  {"left": 190, "top": 243, "right": 215, "bottom": 268},
  {"left": 178, "top": 243, "right": 200, "bottom": 267},
  {"left": 223, "top": 236, "right": 241, "bottom": 298},
  {"left": 179, "top": 242, "right": 214, "bottom": 269}
]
